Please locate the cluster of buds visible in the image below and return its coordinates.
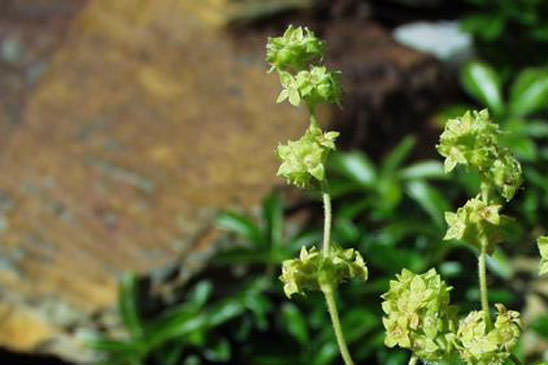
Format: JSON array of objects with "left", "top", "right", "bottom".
[
  {"left": 267, "top": 25, "right": 341, "bottom": 113},
  {"left": 276, "top": 124, "right": 339, "bottom": 189},
  {"left": 280, "top": 245, "right": 368, "bottom": 298},
  {"left": 266, "top": 25, "right": 325, "bottom": 73},
  {"left": 381, "top": 269, "right": 457, "bottom": 362},
  {"left": 456, "top": 304, "right": 522, "bottom": 364},
  {"left": 436, "top": 109, "right": 522, "bottom": 201},
  {"left": 266, "top": 26, "right": 341, "bottom": 189}
]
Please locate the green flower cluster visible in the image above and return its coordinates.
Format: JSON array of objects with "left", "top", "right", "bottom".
[
  {"left": 538, "top": 236, "right": 548, "bottom": 275},
  {"left": 266, "top": 25, "right": 325, "bottom": 73},
  {"left": 456, "top": 304, "right": 522, "bottom": 365},
  {"left": 443, "top": 197, "right": 506, "bottom": 254},
  {"left": 280, "top": 244, "right": 368, "bottom": 298},
  {"left": 381, "top": 269, "right": 457, "bottom": 362},
  {"left": 276, "top": 124, "right": 339, "bottom": 189},
  {"left": 266, "top": 25, "right": 341, "bottom": 112},
  {"left": 277, "top": 67, "right": 341, "bottom": 109},
  {"left": 436, "top": 109, "right": 522, "bottom": 201}
]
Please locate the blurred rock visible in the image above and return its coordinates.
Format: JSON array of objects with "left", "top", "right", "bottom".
[
  {"left": 393, "top": 21, "right": 473, "bottom": 63},
  {"left": 327, "top": 21, "right": 454, "bottom": 156},
  {"left": 0, "top": 0, "right": 307, "bottom": 360}
]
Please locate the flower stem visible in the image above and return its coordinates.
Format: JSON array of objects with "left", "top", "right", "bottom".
[
  {"left": 408, "top": 355, "right": 419, "bottom": 365},
  {"left": 321, "top": 179, "right": 332, "bottom": 256},
  {"left": 309, "top": 113, "right": 318, "bottom": 127},
  {"left": 478, "top": 238, "right": 492, "bottom": 331},
  {"left": 322, "top": 284, "right": 354, "bottom": 365}
]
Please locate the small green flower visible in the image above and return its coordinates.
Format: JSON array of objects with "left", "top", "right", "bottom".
[
  {"left": 436, "top": 109, "right": 522, "bottom": 201},
  {"left": 277, "top": 66, "right": 342, "bottom": 109},
  {"left": 381, "top": 269, "right": 457, "bottom": 362},
  {"left": 537, "top": 236, "right": 548, "bottom": 275},
  {"left": 456, "top": 304, "right": 522, "bottom": 365},
  {"left": 276, "top": 124, "right": 339, "bottom": 189},
  {"left": 443, "top": 197, "right": 506, "bottom": 254},
  {"left": 266, "top": 25, "right": 325, "bottom": 73},
  {"left": 279, "top": 244, "right": 368, "bottom": 298}
]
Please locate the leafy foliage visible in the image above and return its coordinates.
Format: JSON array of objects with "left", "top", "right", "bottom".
[{"left": 461, "top": 0, "right": 548, "bottom": 75}]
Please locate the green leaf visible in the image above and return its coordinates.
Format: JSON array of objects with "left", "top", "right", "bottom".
[
  {"left": 216, "top": 211, "right": 263, "bottom": 245},
  {"left": 281, "top": 303, "right": 308, "bottom": 344},
  {"left": 461, "top": 61, "right": 505, "bottom": 116},
  {"left": 509, "top": 67, "right": 548, "bottom": 117},
  {"left": 380, "top": 135, "right": 416, "bottom": 176},
  {"left": 147, "top": 310, "right": 207, "bottom": 350},
  {"left": 118, "top": 272, "right": 143, "bottom": 339},
  {"left": 287, "top": 230, "right": 321, "bottom": 253},
  {"left": 187, "top": 280, "right": 213, "bottom": 309},
  {"left": 531, "top": 315, "right": 548, "bottom": 339},
  {"left": 208, "top": 299, "right": 246, "bottom": 327},
  {"left": 399, "top": 160, "right": 446, "bottom": 180},
  {"left": 86, "top": 337, "right": 138, "bottom": 353},
  {"left": 341, "top": 308, "right": 378, "bottom": 343},
  {"left": 486, "top": 249, "right": 514, "bottom": 279},
  {"left": 312, "top": 342, "right": 338, "bottom": 365},
  {"left": 406, "top": 181, "right": 450, "bottom": 227},
  {"left": 262, "top": 193, "right": 284, "bottom": 247},
  {"left": 328, "top": 151, "right": 376, "bottom": 186},
  {"left": 203, "top": 338, "right": 231, "bottom": 362},
  {"left": 461, "top": 13, "right": 505, "bottom": 41}
]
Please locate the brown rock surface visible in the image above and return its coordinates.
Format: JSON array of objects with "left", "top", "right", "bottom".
[
  {"left": 0, "top": 0, "right": 307, "bottom": 358},
  {"left": 0, "top": 1, "right": 448, "bottom": 361}
]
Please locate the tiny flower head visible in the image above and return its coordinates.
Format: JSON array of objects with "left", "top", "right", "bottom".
[
  {"left": 276, "top": 124, "right": 339, "bottom": 189},
  {"left": 266, "top": 25, "right": 325, "bottom": 73},
  {"left": 443, "top": 197, "right": 506, "bottom": 254},
  {"left": 277, "top": 66, "right": 342, "bottom": 109},
  {"left": 381, "top": 268, "right": 457, "bottom": 362},
  {"left": 437, "top": 109, "right": 522, "bottom": 201},
  {"left": 456, "top": 304, "right": 522, "bottom": 365},
  {"left": 279, "top": 244, "right": 368, "bottom": 298}
]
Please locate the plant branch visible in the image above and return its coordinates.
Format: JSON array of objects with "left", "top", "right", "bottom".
[
  {"left": 478, "top": 238, "right": 492, "bottom": 331},
  {"left": 321, "top": 179, "right": 332, "bottom": 256},
  {"left": 322, "top": 284, "right": 354, "bottom": 365}
]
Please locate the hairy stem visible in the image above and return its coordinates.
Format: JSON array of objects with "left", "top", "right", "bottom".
[
  {"left": 322, "top": 285, "right": 354, "bottom": 365},
  {"left": 408, "top": 355, "right": 418, "bottom": 365},
  {"left": 321, "top": 179, "right": 332, "bottom": 256},
  {"left": 510, "top": 354, "right": 522, "bottom": 365},
  {"left": 479, "top": 239, "right": 492, "bottom": 331}
]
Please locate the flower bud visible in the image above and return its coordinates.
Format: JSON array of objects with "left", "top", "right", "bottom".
[
  {"left": 456, "top": 304, "right": 522, "bottom": 365},
  {"left": 276, "top": 124, "right": 339, "bottom": 189},
  {"left": 437, "top": 109, "right": 522, "bottom": 201},
  {"left": 266, "top": 25, "right": 325, "bottom": 73},
  {"left": 381, "top": 269, "right": 457, "bottom": 362},
  {"left": 279, "top": 244, "right": 368, "bottom": 298}
]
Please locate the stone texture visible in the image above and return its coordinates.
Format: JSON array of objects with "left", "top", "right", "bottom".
[{"left": 0, "top": 0, "right": 307, "bottom": 357}]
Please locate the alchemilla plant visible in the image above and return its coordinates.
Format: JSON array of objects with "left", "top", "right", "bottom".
[
  {"left": 381, "top": 109, "right": 526, "bottom": 364},
  {"left": 267, "top": 25, "right": 366, "bottom": 365},
  {"left": 267, "top": 27, "right": 538, "bottom": 365}
]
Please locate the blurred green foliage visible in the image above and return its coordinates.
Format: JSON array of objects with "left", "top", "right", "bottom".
[
  {"left": 91, "top": 134, "right": 537, "bottom": 364},
  {"left": 461, "top": 0, "right": 548, "bottom": 76}
]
